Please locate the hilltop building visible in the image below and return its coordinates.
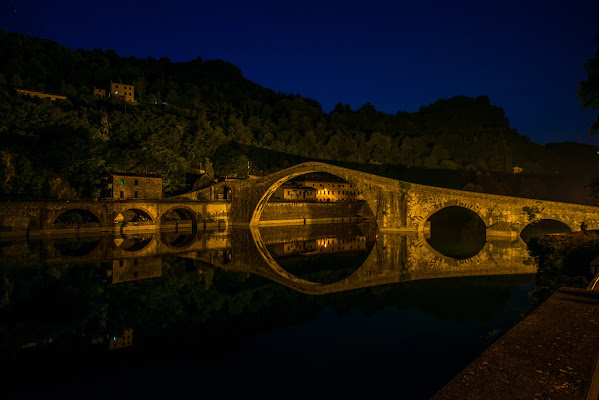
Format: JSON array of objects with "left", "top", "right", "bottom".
[
  {"left": 93, "top": 87, "right": 107, "bottom": 97},
  {"left": 99, "top": 172, "right": 162, "bottom": 199},
  {"left": 15, "top": 88, "right": 67, "bottom": 101},
  {"left": 109, "top": 81, "right": 135, "bottom": 103},
  {"left": 93, "top": 82, "right": 135, "bottom": 103}
]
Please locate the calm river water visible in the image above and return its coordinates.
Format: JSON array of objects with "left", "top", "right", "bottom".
[{"left": 0, "top": 222, "right": 536, "bottom": 399}]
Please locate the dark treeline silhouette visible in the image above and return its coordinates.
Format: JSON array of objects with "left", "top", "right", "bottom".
[{"left": 0, "top": 29, "right": 597, "bottom": 203}]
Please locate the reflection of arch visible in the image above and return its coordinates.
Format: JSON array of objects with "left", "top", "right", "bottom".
[
  {"left": 520, "top": 219, "right": 572, "bottom": 242},
  {"left": 160, "top": 231, "right": 195, "bottom": 248},
  {"left": 425, "top": 206, "right": 486, "bottom": 260},
  {"left": 114, "top": 208, "right": 154, "bottom": 223},
  {"left": 223, "top": 186, "right": 232, "bottom": 200},
  {"left": 249, "top": 167, "right": 374, "bottom": 226},
  {"left": 161, "top": 206, "right": 198, "bottom": 236},
  {"left": 161, "top": 206, "right": 196, "bottom": 224},
  {"left": 244, "top": 227, "right": 535, "bottom": 295},
  {"left": 249, "top": 227, "right": 378, "bottom": 293},
  {"left": 53, "top": 239, "right": 100, "bottom": 257},
  {"left": 53, "top": 208, "right": 100, "bottom": 224},
  {"left": 114, "top": 235, "right": 153, "bottom": 252},
  {"left": 419, "top": 231, "right": 493, "bottom": 267}
]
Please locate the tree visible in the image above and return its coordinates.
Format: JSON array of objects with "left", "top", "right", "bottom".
[
  {"left": 578, "top": 32, "right": 599, "bottom": 135},
  {"left": 10, "top": 73, "right": 22, "bottom": 87}
]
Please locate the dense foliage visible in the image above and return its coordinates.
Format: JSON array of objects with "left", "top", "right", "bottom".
[
  {"left": 526, "top": 232, "right": 599, "bottom": 310},
  {"left": 0, "top": 29, "right": 597, "bottom": 201}
]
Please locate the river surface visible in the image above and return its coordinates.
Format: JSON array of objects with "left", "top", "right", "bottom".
[{"left": 0, "top": 222, "right": 537, "bottom": 399}]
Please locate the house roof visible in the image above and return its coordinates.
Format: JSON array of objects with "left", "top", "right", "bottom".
[{"left": 106, "top": 171, "right": 162, "bottom": 178}]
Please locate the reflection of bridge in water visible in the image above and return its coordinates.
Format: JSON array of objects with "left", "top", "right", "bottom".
[{"left": 1, "top": 223, "right": 536, "bottom": 295}]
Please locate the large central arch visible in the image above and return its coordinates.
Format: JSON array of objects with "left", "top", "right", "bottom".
[{"left": 244, "top": 162, "right": 397, "bottom": 227}]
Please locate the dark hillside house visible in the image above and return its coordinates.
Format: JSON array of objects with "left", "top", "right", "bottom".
[{"left": 99, "top": 172, "right": 162, "bottom": 199}]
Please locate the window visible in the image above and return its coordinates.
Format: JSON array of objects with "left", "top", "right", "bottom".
[
  {"left": 120, "top": 191, "right": 124, "bottom": 198},
  {"left": 120, "top": 179, "right": 124, "bottom": 185},
  {"left": 119, "top": 260, "right": 124, "bottom": 267},
  {"left": 134, "top": 191, "right": 138, "bottom": 198},
  {"left": 134, "top": 179, "right": 138, "bottom": 185}
]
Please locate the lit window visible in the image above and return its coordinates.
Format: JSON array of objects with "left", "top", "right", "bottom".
[
  {"left": 120, "top": 179, "right": 124, "bottom": 185},
  {"left": 115, "top": 90, "right": 119, "bottom": 94}
]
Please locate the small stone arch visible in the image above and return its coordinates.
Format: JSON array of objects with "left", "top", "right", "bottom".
[
  {"left": 53, "top": 208, "right": 101, "bottom": 225},
  {"left": 519, "top": 218, "right": 573, "bottom": 242},
  {"left": 421, "top": 201, "right": 488, "bottom": 228},
  {"left": 249, "top": 164, "right": 376, "bottom": 226},
  {"left": 161, "top": 206, "right": 197, "bottom": 228},
  {"left": 423, "top": 205, "right": 487, "bottom": 260},
  {"left": 113, "top": 207, "right": 154, "bottom": 223}
]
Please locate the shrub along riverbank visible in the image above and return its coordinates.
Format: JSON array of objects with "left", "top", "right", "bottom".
[{"left": 526, "top": 231, "right": 599, "bottom": 311}]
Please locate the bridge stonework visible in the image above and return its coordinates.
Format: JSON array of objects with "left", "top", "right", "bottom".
[
  {"left": 1, "top": 162, "right": 598, "bottom": 236},
  {"left": 0, "top": 200, "right": 230, "bottom": 235},
  {"left": 407, "top": 183, "right": 599, "bottom": 235},
  {"left": 227, "top": 162, "right": 599, "bottom": 234},
  {"left": 229, "top": 162, "right": 408, "bottom": 228}
]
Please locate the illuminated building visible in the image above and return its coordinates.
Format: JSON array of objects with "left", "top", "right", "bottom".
[
  {"left": 109, "top": 329, "right": 133, "bottom": 350},
  {"left": 93, "top": 87, "right": 107, "bottom": 97},
  {"left": 108, "top": 257, "right": 162, "bottom": 284},
  {"left": 99, "top": 172, "right": 162, "bottom": 199},
  {"left": 297, "top": 178, "right": 364, "bottom": 202},
  {"left": 109, "top": 81, "right": 135, "bottom": 103},
  {"left": 272, "top": 236, "right": 368, "bottom": 256},
  {"left": 272, "top": 183, "right": 317, "bottom": 201}
]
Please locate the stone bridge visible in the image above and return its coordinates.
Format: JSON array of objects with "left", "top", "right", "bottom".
[
  {"left": 0, "top": 199, "right": 230, "bottom": 236},
  {"left": 2, "top": 161, "right": 598, "bottom": 238},
  {"left": 187, "top": 161, "right": 599, "bottom": 236}
]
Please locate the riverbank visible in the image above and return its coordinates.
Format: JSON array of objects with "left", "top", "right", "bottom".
[
  {"left": 431, "top": 286, "right": 599, "bottom": 399},
  {"left": 525, "top": 230, "right": 599, "bottom": 309},
  {"left": 431, "top": 230, "right": 599, "bottom": 399}
]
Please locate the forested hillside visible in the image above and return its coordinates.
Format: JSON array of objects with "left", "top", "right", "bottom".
[{"left": 0, "top": 29, "right": 597, "bottom": 204}]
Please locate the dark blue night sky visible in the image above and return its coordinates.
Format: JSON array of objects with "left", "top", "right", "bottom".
[{"left": 1, "top": 0, "right": 599, "bottom": 146}]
